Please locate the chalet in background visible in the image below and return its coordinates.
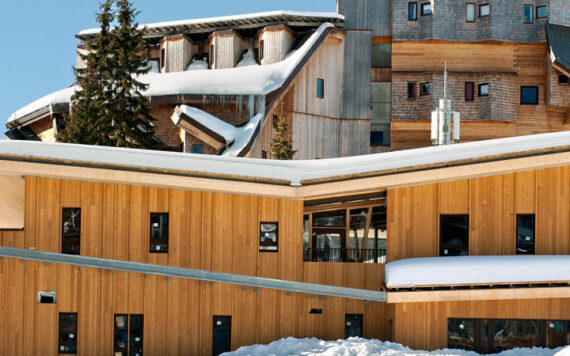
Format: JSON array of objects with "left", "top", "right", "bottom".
[{"left": 4, "top": 0, "right": 570, "bottom": 158}]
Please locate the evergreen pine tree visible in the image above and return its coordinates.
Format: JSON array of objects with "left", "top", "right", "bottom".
[{"left": 270, "top": 103, "right": 296, "bottom": 160}]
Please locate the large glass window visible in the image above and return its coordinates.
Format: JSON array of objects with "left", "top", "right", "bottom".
[
  {"left": 448, "top": 319, "right": 475, "bottom": 351},
  {"left": 59, "top": 313, "right": 78, "bottom": 354},
  {"left": 440, "top": 215, "right": 469, "bottom": 256},
  {"left": 516, "top": 214, "right": 535, "bottom": 254},
  {"left": 62, "top": 208, "right": 81, "bottom": 255},
  {"left": 521, "top": 86, "right": 538, "bottom": 105},
  {"left": 408, "top": 2, "right": 417, "bottom": 21},
  {"left": 114, "top": 314, "right": 143, "bottom": 356}
]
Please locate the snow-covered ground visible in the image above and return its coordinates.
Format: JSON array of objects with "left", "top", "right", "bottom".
[{"left": 223, "top": 337, "right": 570, "bottom": 356}]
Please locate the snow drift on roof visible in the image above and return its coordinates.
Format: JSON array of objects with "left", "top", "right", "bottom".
[
  {"left": 221, "top": 113, "right": 263, "bottom": 157},
  {"left": 175, "top": 105, "right": 237, "bottom": 144},
  {"left": 1, "top": 130, "right": 570, "bottom": 186},
  {"left": 385, "top": 255, "right": 570, "bottom": 288},
  {"left": 8, "top": 23, "right": 333, "bottom": 126}
]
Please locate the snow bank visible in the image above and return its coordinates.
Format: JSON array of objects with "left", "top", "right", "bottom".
[
  {"left": 224, "top": 337, "right": 569, "bottom": 356},
  {"left": 385, "top": 255, "right": 570, "bottom": 288},
  {"left": 236, "top": 49, "right": 259, "bottom": 67}
]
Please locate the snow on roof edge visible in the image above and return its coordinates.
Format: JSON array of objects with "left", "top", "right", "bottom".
[
  {"left": 1, "top": 130, "right": 570, "bottom": 187},
  {"left": 385, "top": 255, "right": 570, "bottom": 288},
  {"left": 78, "top": 10, "right": 344, "bottom": 36}
]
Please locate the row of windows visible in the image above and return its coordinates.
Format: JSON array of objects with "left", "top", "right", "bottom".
[
  {"left": 408, "top": 2, "right": 547, "bottom": 22},
  {"left": 440, "top": 214, "right": 535, "bottom": 256},
  {"left": 406, "top": 82, "right": 539, "bottom": 105},
  {"left": 57, "top": 312, "right": 363, "bottom": 355},
  {"left": 62, "top": 208, "right": 279, "bottom": 254},
  {"left": 448, "top": 318, "right": 570, "bottom": 354}
]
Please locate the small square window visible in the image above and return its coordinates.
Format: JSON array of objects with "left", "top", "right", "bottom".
[
  {"left": 524, "top": 5, "right": 533, "bottom": 23},
  {"left": 479, "top": 4, "right": 490, "bottom": 17},
  {"left": 478, "top": 83, "right": 489, "bottom": 96},
  {"left": 38, "top": 291, "right": 57, "bottom": 304},
  {"left": 62, "top": 208, "right": 81, "bottom": 255},
  {"left": 191, "top": 144, "right": 204, "bottom": 154},
  {"left": 466, "top": 3, "right": 476, "bottom": 22},
  {"left": 420, "top": 82, "right": 430, "bottom": 95},
  {"left": 261, "top": 150, "right": 267, "bottom": 159},
  {"left": 559, "top": 74, "right": 569, "bottom": 85},
  {"left": 421, "top": 3, "right": 431, "bottom": 16},
  {"left": 465, "top": 82, "right": 475, "bottom": 101},
  {"left": 150, "top": 213, "right": 169, "bottom": 253},
  {"left": 520, "top": 86, "right": 538, "bottom": 105},
  {"left": 370, "top": 131, "right": 384, "bottom": 146},
  {"left": 260, "top": 222, "right": 278, "bottom": 251},
  {"left": 316, "top": 78, "right": 324, "bottom": 99},
  {"left": 408, "top": 2, "right": 418, "bottom": 21},
  {"left": 440, "top": 215, "right": 469, "bottom": 256},
  {"left": 59, "top": 313, "right": 78, "bottom": 354},
  {"left": 536, "top": 6, "right": 547, "bottom": 19},
  {"left": 407, "top": 82, "right": 416, "bottom": 99},
  {"left": 516, "top": 214, "right": 535, "bottom": 254}
]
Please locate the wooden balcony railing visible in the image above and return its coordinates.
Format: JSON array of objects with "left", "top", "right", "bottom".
[{"left": 305, "top": 248, "right": 386, "bottom": 263}]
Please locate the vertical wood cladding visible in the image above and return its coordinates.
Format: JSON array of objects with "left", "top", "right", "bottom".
[
  {"left": 387, "top": 166, "right": 570, "bottom": 261},
  {"left": 258, "top": 25, "right": 295, "bottom": 65},
  {"left": 209, "top": 30, "right": 243, "bottom": 69},
  {"left": 337, "top": 0, "right": 392, "bottom": 36},
  {"left": 0, "top": 178, "right": 388, "bottom": 354},
  {"left": 342, "top": 31, "right": 372, "bottom": 121}
]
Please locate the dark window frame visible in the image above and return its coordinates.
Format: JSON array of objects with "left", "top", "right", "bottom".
[
  {"left": 345, "top": 314, "right": 364, "bottom": 338},
  {"left": 536, "top": 6, "right": 547, "bottom": 19},
  {"left": 59, "top": 313, "right": 78, "bottom": 354},
  {"left": 150, "top": 212, "right": 169, "bottom": 253},
  {"left": 559, "top": 74, "right": 569, "bottom": 85},
  {"left": 440, "top": 214, "right": 469, "bottom": 257},
  {"left": 466, "top": 3, "right": 476, "bottom": 22},
  {"left": 62, "top": 207, "right": 81, "bottom": 255},
  {"left": 420, "top": 82, "right": 431, "bottom": 95},
  {"left": 478, "top": 83, "right": 489, "bottom": 96},
  {"left": 465, "top": 82, "right": 475, "bottom": 101},
  {"left": 259, "top": 40, "right": 264, "bottom": 61},
  {"left": 316, "top": 78, "right": 325, "bottom": 99},
  {"left": 516, "top": 214, "right": 535, "bottom": 255},
  {"left": 479, "top": 4, "right": 490, "bottom": 17},
  {"left": 210, "top": 44, "right": 215, "bottom": 67},
  {"left": 421, "top": 2, "right": 432, "bottom": 16},
  {"left": 370, "top": 131, "right": 385, "bottom": 146},
  {"left": 407, "top": 82, "right": 417, "bottom": 99},
  {"left": 523, "top": 4, "right": 534, "bottom": 23},
  {"left": 160, "top": 47, "right": 165, "bottom": 68},
  {"left": 408, "top": 2, "right": 418, "bottom": 21},
  {"left": 213, "top": 315, "right": 232, "bottom": 356},
  {"left": 520, "top": 86, "right": 538, "bottom": 105},
  {"left": 259, "top": 222, "right": 278, "bottom": 252},
  {"left": 114, "top": 314, "right": 144, "bottom": 356},
  {"left": 261, "top": 150, "right": 267, "bottom": 159}
]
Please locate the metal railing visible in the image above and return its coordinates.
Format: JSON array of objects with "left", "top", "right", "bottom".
[
  {"left": 305, "top": 248, "right": 386, "bottom": 263},
  {"left": 0, "top": 247, "right": 386, "bottom": 302}
]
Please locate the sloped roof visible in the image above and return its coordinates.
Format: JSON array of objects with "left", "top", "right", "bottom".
[
  {"left": 76, "top": 10, "right": 344, "bottom": 41},
  {"left": 546, "top": 23, "right": 570, "bottom": 75},
  {"left": 1, "top": 130, "right": 570, "bottom": 187}
]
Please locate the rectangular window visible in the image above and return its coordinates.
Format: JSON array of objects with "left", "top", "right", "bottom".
[
  {"left": 260, "top": 222, "right": 278, "bottom": 251},
  {"left": 213, "top": 316, "right": 231, "bottom": 356},
  {"left": 536, "top": 6, "right": 547, "bottom": 19},
  {"left": 408, "top": 2, "right": 418, "bottom": 20},
  {"left": 465, "top": 82, "right": 475, "bottom": 101},
  {"left": 420, "top": 82, "right": 431, "bottom": 95},
  {"left": 371, "top": 44, "right": 392, "bottom": 68},
  {"left": 524, "top": 5, "right": 533, "bottom": 23},
  {"left": 521, "top": 86, "right": 538, "bottom": 105},
  {"left": 62, "top": 208, "right": 81, "bottom": 255},
  {"left": 191, "top": 144, "right": 204, "bottom": 154},
  {"left": 516, "top": 214, "right": 535, "bottom": 254},
  {"left": 160, "top": 48, "right": 165, "bottom": 68},
  {"left": 370, "top": 131, "right": 384, "bottom": 146},
  {"left": 466, "top": 3, "right": 476, "bottom": 22},
  {"left": 272, "top": 114, "right": 279, "bottom": 128},
  {"left": 261, "top": 150, "right": 267, "bottom": 159},
  {"left": 150, "top": 212, "right": 169, "bottom": 253},
  {"left": 421, "top": 3, "right": 431, "bottom": 16},
  {"left": 316, "top": 78, "right": 324, "bottom": 98},
  {"left": 259, "top": 40, "right": 264, "bottom": 61},
  {"left": 407, "top": 82, "right": 416, "bottom": 99},
  {"left": 448, "top": 319, "right": 476, "bottom": 351},
  {"left": 38, "top": 291, "right": 57, "bottom": 304},
  {"left": 559, "top": 74, "right": 569, "bottom": 85},
  {"left": 114, "top": 314, "right": 143, "bottom": 356},
  {"left": 478, "top": 83, "right": 489, "bottom": 96},
  {"left": 440, "top": 215, "right": 469, "bottom": 256},
  {"left": 210, "top": 44, "right": 214, "bottom": 67},
  {"left": 479, "top": 4, "right": 490, "bottom": 17},
  {"left": 345, "top": 314, "right": 363, "bottom": 338},
  {"left": 59, "top": 313, "right": 78, "bottom": 354}
]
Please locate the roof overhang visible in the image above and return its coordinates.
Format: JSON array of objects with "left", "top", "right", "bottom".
[{"left": 76, "top": 11, "right": 344, "bottom": 41}]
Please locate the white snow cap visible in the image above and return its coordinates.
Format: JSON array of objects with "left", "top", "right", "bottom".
[
  {"left": 176, "top": 106, "right": 238, "bottom": 145},
  {"left": 386, "top": 255, "right": 570, "bottom": 288}
]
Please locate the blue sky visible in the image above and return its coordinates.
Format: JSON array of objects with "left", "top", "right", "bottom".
[{"left": 0, "top": 0, "right": 335, "bottom": 131}]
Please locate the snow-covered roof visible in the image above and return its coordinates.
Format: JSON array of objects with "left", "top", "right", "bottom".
[
  {"left": 221, "top": 113, "right": 263, "bottom": 157},
  {"left": 7, "top": 23, "right": 334, "bottom": 128},
  {"left": 7, "top": 86, "right": 78, "bottom": 128},
  {"left": 1, "top": 130, "right": 570, "bottom": 187},
  {"left": 76, "top": 10, "right": 344, "bottom": 41},
  {"left": 173, "top": 105, "right": 238, "bottom": 145},
  {"left": 385, "top": 255, "right": 570, "bottom": 288}
]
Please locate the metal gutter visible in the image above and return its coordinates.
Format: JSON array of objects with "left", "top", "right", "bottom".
[{"left": 0, "top": 247, "right": 386, "bottom": 303}]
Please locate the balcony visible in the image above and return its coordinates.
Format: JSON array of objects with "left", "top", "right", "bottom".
[{"left": 305, "top": 248, "right": 386, "bottom": 263}]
